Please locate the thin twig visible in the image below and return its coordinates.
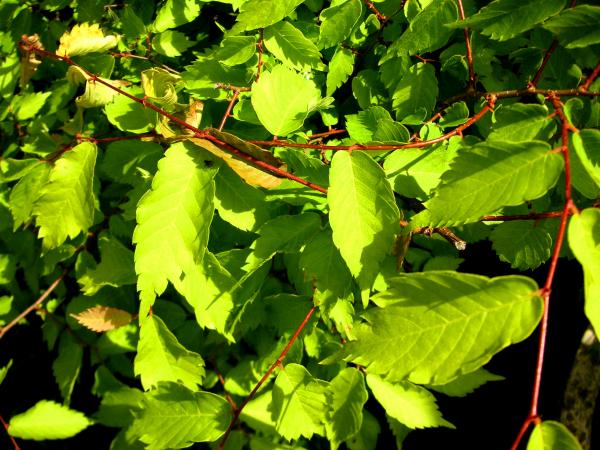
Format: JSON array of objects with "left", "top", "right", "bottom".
[
  {"left": 457, "top": 0, "right": 476, "bottom": 92},
  {"left": 530, "top": 41, "right": 558, "bottom": 89},
  {"left": 363, "top": 0, "right": 387, "bottom": 22},
  {"left": 218, "top": 89, "right": 240, "bottom": 131},
  {"left": 255, "top": 29, "right": 264, "bottom": 82},
  {"left": 580, "top": 60, "right": 600, "bottom": 92},
  {"left": 0, "top": 414, "right": 20, "bottom": 450},
  {"left": 217, "top": 306, "right": 316, "bottom": 450},
  {"left": 481, "top": 211, "right": 564, "bottom": 221},
  {"left": 510, "top": 93, "right": 579, "bottom": 450},
  {"left": 0, "top": 269, "right": 68, "bottom": 341}
]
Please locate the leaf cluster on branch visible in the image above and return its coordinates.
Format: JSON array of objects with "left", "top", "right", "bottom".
[{"left": 0, "top": 0, "right": 599, "bottom": 449}]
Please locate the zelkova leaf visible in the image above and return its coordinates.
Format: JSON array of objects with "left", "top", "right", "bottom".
[
  {"left": 8, "top": 401, "right": 93, "bottom": 440},
  {"left": 328, "top": 151, "right": 401, "bottom": 292},
  {"left": 491, "top": 221, "right": 553, "bottom": 270},
  {"left": 326, "top": 368, "right": 369, "bottom": 449},
  {"left": 319, "top": 0, "right": 363, "bottom": 49},
  {"left": 33, "top": 141, "right": 97, "bottom": 251},
  {"left": 264, "top": 21, "right": 323, "bottom": 71},
  {"left": 129, "top": 382, "right": 231, "bottom": 449},
  {"left": 134, "top": 315, "right": 205, "bottom": 391},
  {"left": 52, "top": 332, "right": 83, "bottom": 405},
  {"left": 56, "top": 23, "right": 118, "bottom": 57},
  {"left": 235, "top": 0, "right": 305, "bottom": 31},
  {"left": 251, "top": 65, "right": 322, "bottom": 136},
  {"left": 9, "top": 162, "right": 51, "bottom": 230},
  {"left": 527, "top": 421, "right": 583, "bottom": 450},
  {"left": 271, "top": 363, "right": 330, "bottom": 441},
  {"left": 416, "top": 141, "right": 563, "bottom": 227},
  {"left": 152, "top": 0, "right": 201, "bottom": 33},
  {"left": 327, "top": 47, "right": 355, "bottom": 96},
  {"left": 133, "top": 142, "right": 217, "bottom": 314},
  {"left": 542, "top": 5, "right": 600, "bottom": 49},
  {"left": 571, "top": 130, "right": 600, "bottom": 191},
  {"left": 452, "top": 0, "right": 567, "bottom": 42},
  {"left": 385, "top": 0, "right": 458, "bottom": 59},
  {"left": 568, "top": 208, "right": 600, "bottom": 336},
  {"left": 392, "top": 63, "right": 438, "bottom": 122},
  {"left": 367, "top": 374, "right": 453, "bottom": 430},
  {"left": 71, "top": 306, "right": 133, "bottom": 332},
  {"left": 342, "top": 272, "right": 543, "bottom": 384}
]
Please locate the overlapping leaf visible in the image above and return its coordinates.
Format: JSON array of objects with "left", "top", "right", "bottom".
[
  {"left": 342, "top": 272, "right": 543, "bottom": 384},
  {"left": 264, "top": 21, "right": 323, "bottom": 71},
  {"left": 542, "top": 5, "right": 600, "bottom": 48}
]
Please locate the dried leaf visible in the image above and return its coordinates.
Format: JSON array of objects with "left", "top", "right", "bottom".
[
  {"left": 20, "top": 35, "right": 43, "bottom": 87},
  {"left": 71, "top": 306, "right": 133, "bottom": 332},
  {"left": 57, "top": 23, "right": 118, "bottom": 57}
]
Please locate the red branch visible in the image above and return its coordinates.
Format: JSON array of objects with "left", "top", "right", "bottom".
[
  {"left": 250, "top": 96, "right": 497, "bottom": 151},
  {"left": 255, "top": 29, "right": 264, "bottom": 82},
  {"left": 481, "top": 211, "right": 564, "bottom": 221},
  {"left": 457, "top": 0, "right": 476, "bottom": 92},
  {"left": 0, "top": 269, "right": 68, "bottom": 341},
  {"left": 363, "top": 0, "right": 387, "bottom": 22},
  {"left": 530, "top": 41, "right": 558, "bottom": 89},
  {"left": 218, "top": 89, "right": 240, "bottom": 131},
  {"left": 0, "top": 414, "right": 20, "bottom": 450},
  {"left": 580, "top": 60, "right": 600, "bottom": 92},
  {"left": 217, "top": 306, "right": 316, "bottom": 450},
  {"left": 510, "top": 93, "right": 579, "bottom": 450}
]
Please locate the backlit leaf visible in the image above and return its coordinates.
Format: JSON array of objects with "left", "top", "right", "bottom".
[
  {"left": 527, "top": 420, "right": 582, "bottom": 450},
  {"left": 264, "top": 21, "right": 323, "bottom": 71},
  {"left": 367, "top": 374, "right": 453, "bottom": 429},
  {"left": 33, "top": 141, "right": 97, "bottom": 251},
  {"left": 57, "top": 23, "right": 118, "bottom": 57},
  {"left": 392, "top": 63, "right": 438, "bottom": 122},
  {"left": 129, "top": 382, "right": 231, "bottom": 449},
  {"left": 235, "top": 0, "right": 305, "bottom": 31},
  {"left": 568, "top": 208, "right": 600, "bottom": 336},
  {"left": 491, "top": 221, "right": 553, "bottom": 270},
  {"left": 327, "top": 47, "right": 355, "bottom": 96},
  {"left": 8, "top": 401, "right": 92, "bottom": 440},
  {"left": 342, "top": 272, "right": 543, "bottom": 384},
  {"left": 417, "top": 141, "right": 563, "bottom": 227},
  {"left": 153, "top": 0, "right": 201, "bottom": 33},
  {"left": 71, "top": 306, "right": 133, "bottom": 332},
  {"left": 319, "top": 0, "right": 363, "bottom": 49},
  {"left": 134, "top": 315, "right": 205, "bottom": 390},
  {"left": 328, "top": 151, "right": 401, "bottom": 291}
]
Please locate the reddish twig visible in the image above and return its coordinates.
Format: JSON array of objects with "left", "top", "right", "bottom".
[
  {"left": 0, "top": 269, "right": 68, "bottom": 341},
  {"left": 250, "top": 95, "right": 497, "bottom": 151},
  {"left": 218, "top": 89, "right": 240, "bottom": 131},
  {"left": 580, "top": 60, "right": 600, "bottom": 92},
  {"left": 530, "top": 41, "right": 558, "bottom": 89},
  {"left": 214, "top": 83, "right": 251, "bottom": 92},
  {"left": 0, "top": 414, "right": 20, "bottom": 450},
  {"left": 457, "top": 0, "right": 476, "bottom": 92},
  {"left": 212, "top": 363, "right": 237, "bottom": 411},
  {"left": 77, "top": 132, "right": 159, "bottom": 144},
  {"left": 217, "top": 306, "right": 316, "bottom": 450},
  {"left": 510, "top": 93, "right": 578, "bottom": 450},
  {"left": 481, "top": 211, "right": 564, "bottom": 221},
  {"left": 363, "top": 0, "right": 387, "bottom": 22},
  {"left": 308, "top": 128, "right": 347, "bottom": 141}
]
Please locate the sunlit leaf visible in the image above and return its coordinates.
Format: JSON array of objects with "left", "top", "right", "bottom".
[
  {"left": 8, "top": 401, "right": 92, "bottom": 440},
  {"left": 71, "top": 306, "right": 133, "bottom": 332},
  {"left": 57, "top": 23, "right": 118, "bottom": 57}
]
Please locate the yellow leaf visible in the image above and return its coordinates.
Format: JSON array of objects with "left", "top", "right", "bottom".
[
  {"left": 57, "top": 23, "right": 118, "bottom": 57},
  {"left": 71, "top": 306, "right": 133, "bottom": 332}
]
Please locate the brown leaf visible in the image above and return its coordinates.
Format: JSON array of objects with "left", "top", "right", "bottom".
[{"left": 71, "top": 306, "right": 133, "bottom": 332}]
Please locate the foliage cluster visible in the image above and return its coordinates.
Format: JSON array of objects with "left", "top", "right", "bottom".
[{"left": 0, "top": 0, "right": 599, "bottom": 449}]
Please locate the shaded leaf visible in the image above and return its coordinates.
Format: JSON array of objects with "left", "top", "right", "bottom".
[
  {"left": 491, "top": 221, "right": 553, "bottom": 270},
  {"left": 319, "top": 0, "right": 363, "bottom": 49},
  {"left": 52, "top": 332, "right": 83, "bottom": 405},
  {"left": 392, "top": 63, "right": 438, "bottom": 122},
  {"left": 542, "top": 5, "right": 600, "bottom": 49}
]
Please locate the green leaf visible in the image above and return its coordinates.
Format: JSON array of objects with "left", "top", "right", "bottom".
[
  {"left": 345, "top": 106, "right": 392, "bottom": 143},
  {"left": 271, "top": 363, "right": 329, "bottom": 440},
  {"left": 251, "top": 65, "right": 322, "bottom": 136},
  {"left": 214, "top": 163, "right": 272, "bottom": 232},
  {"left": 328, "top": 151, "right": 401, "bottom": 291},
  {"left": 571, "top": 130, "right": 600, "bottom": 192},
  {"left": 52, "top": 332, "right": 83, "bottom": 405},
  {"left": 33, "top": 141, "right": 97, "bottom": 251},
  {"left": 8, "top": 401, "right": 92, "bottom": 440},
  {"left": 105, "top": 86, "right": 156, "bottom": 133},
  {"left": 100, "top": 140, "right": 163, "bottom": 183},
  {"left": 319, "top": 0, "right": 363, "bottom": 49},
  {"left": 141, "top": 68, "right": 181, "bottom": 106},
  {"left": 57, "top": 23, "right": 118, "bottom": 57},
  {"left": 78, "top": 233, "right": 136, "bottom": 295},
  {"left": 428, "top": 368, "right": 504, "bottom": 397},
  {"left": 264, "top": 21, "right": 323, "bottom": 71},
  {"left": 486, "top": 104, "right": 555, "bottom": 143},
  {"left": 216, "top": 36, "right": 257, "bottom": 66},
  {"left": 9, "top": 163, "right": 51, "bottom": 230},
  {"left": 568, "top": 208, "right": 600, "bottom": 337},
  {"left": 134, "top": 315, "right": 205, "bottom": 390},
  {"left": 245, "top": 213, "right": 322, "bottom": 270},
  {"left": 392, "top": 63, "right": 438, "bottom": 122},
  {"left": 491, "top": 221, "right": 553, "bottom": 270},
  {"left": 152, "top": 30, "right": 193, "bottom": 57},
  {"left": 417, "top": 141, "right": 563, "bottom": 227},
  {"left": 325, "top": 368, "right": 368, "bottom": 449},
  {"left": 527, "top": 420, "right": 583, "bottom": 450},
  {"left": 0, "top": 359, "right": 12, "bottom": 386},
  {"left": 542, "top": 5, "right": 600, "bottom": 49},
  {"left": 455, "top": 0, "right": 567, "bottom": 42},
  {"left": 129, "top": 382, "right": 231, "bottom": 449},
  {"left": 327, "top": 47, "right": 355, "bottom": 96},
  {"left": 384, "top": 140, "right": 460, "bottom": 200},
  {"left": 95, "top": 386, "right": 144, "bottom": 427},
  {"left": 342, "top": 272, "right": 543, "bottom": 384},
  {"left": 153, "top": 0, "right": 201, "bottom": 33},
  {"left": 14, "top": 92, "right": 52, "bottom": 121},
  {"left": 347, "top": 410, "right": 380, "bottom": 450},
  {"left": 385, "top": 0, "right": 457, "bottom": 58},
  {"left": 133, "top": 142, "right": 217, "bottom": 313},
  {"left": 367, "top": 374, "right": 453, "bottom": 429},
  {"left": 235, "top": 0, "right": 305, "bottom": 31}
]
